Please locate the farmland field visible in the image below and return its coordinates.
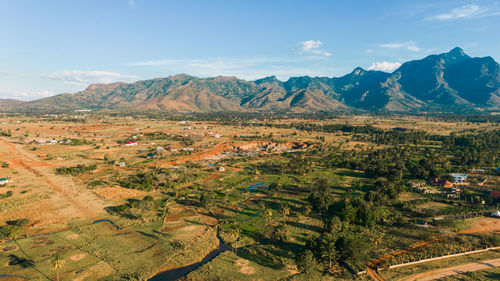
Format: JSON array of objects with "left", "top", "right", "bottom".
[{"left": 0, "top": 113, "right": 499, "bottom": 281}]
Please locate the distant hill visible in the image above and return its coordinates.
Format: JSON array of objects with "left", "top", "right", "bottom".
[{"left": 3, "top": 47, "right": 499, "bottom": 113}]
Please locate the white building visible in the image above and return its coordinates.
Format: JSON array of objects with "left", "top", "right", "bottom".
[
  {"left": 450, "top": 173, "right": 467, "bottom": 183},
  {"left": 492, "top": 210, "right": 500, "bottom": 218}
]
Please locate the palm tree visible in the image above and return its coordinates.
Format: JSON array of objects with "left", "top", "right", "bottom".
[{"left": 50, "top": 254, "right": 65, "bottom": 281}]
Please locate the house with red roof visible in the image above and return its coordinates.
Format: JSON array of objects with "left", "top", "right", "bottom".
[{"left": 124, "top": 141, "right": 138, "bottom": 147}]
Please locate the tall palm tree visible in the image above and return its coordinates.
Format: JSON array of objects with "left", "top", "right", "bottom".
[{"left": 50, "top": 254, "right": 65, "bottom": 281}]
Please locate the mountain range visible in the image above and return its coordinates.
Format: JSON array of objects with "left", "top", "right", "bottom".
[{"left": 2, "top": 47, "right": 499, "bottom": 113}]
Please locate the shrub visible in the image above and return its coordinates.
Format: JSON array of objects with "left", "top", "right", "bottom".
[
  {"left": 56, "top": 164, "right": 97, "bottom": 176},
  {"left": 0, "top": 191, "right": 13, "bottom": 199},
  {"left": 6, "top": 219, "right": 30, "bottom": 227},
  {"left": 0, "top": 225, "right": 22, "bottom": 240}
]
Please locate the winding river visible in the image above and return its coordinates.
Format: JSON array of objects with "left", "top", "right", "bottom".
[
  {"left": 148, "top": 182, "right": 268, "bottom": 280},
  {"left": 148, "top": 232, "right": 230, "bottom": 281}
]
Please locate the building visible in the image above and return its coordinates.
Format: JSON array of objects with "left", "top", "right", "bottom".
[
  {"left": 470, "top": 168, "right": 485, "bottom": 174},
  {"left": 218, "top": 166, "right": 226, "bottom": 172},
  {"left": 450, "top": 173, "right": 468, "bottom": 185},
  {"left": 0, "top": 178, "right": 9, "bottom": 185},
  {"left": 492, "top": 210, "right": 500, "bottom": 218},
  {"left": 430, "top": 178, "right": 453, "bottom": 188},
  {"left": 124, "top": 141, "right": 138, "bottom": 147}
]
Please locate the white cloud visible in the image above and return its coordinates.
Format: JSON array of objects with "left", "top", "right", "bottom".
[
  {"left": 128, "top": 0, "right": 135, "bottom": 7},
  {"left": 365, "top": 49, "right": 373, "bottom": 54},
  {"left": 127, "top": 56, "right": 336, "bottom": 80},
  {"left": 379, "top": 41, "right": 421, "bottom": 52},
  {"left": 299, "top": 40, "right": 332, "bottom": 57},
  {"left": 367, "top": 61, "right": 401, "bottom": 72},
  {"left": 42, "top": 70, "right": 138, "bottom": 87},
  {"left": 1, "top": 90, "right": 56, "bottom": 100},
  {"left": 426, "top": 4, "right": 500, "bottom": 21}
]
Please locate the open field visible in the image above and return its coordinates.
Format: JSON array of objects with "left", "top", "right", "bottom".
[
  {"left": 0, "top": 113, "right": 499, "bottom": 280},
  {"left": 380, "top": 249, "right": 500, "bottom": 280}
]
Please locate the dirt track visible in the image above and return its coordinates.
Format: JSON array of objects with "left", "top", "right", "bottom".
[
  {"left": 0, "top": 137, "right": 106, "bottom": 220},
  {"left": 399, "top": 258, "right": 500, "bottom": 281}
]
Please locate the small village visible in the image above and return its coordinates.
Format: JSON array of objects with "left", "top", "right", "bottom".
[{"left": 0, "top": 114, "right": 498, "bottom": 281}]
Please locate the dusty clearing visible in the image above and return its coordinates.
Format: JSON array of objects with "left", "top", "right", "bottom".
[
  {"left": 460, "top": 217, "right": 500, "bottom": 234},
  {"left": 399, "top": 258, "right": 500, "bottom": 281}
]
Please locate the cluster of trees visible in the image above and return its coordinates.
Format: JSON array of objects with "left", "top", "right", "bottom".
[
  {"left": 143, "top": 131, "right": 170, "bottom": 140},
  {"left": 61, "top": 138, "right": 93, "bottom": 146},
  {"left": 266, "top": 122, "right": 381, "bottom": 135},
  {"left": 296, "top": 175, "right": 407, "bottom": 274},
  {"left": 0, "top": 190, "right": 13, "bottom": 199},
  {"left": 119, "top": 171, "right": 165, "bottom": 191},
  {"left": 284, "top": 155, "right": 312, "bottom": 175},
  {"left": 355, "top": 128, "right": 430, "bottom": 145},
  {"left": 0, "top": 219, "right": 29, "bottom": 240},
  {"left": 442, "top": 131, "right": 500, "bottom": 168},
  {"left": 119, "top": 168, "right": 202, "bottom": 191},
  {"left": 328, "top": 143, "right": 456, "bottom": 180},
  {"left": 55, "top": 164, "right": 97, "bottom": 176},
  {"left": 0, "top": 129, "right": 12, "bottom": 136}
]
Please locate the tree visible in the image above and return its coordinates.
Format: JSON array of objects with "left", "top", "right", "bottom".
[
  {"left": 285, "top": 156, "right": 312, "bottom": 175},
  {"left": 336, "top": 235, "right": 370, "bottom": 266},
  {"left": 268, "top": 182, "right": 279, "bottom": 195},
  {"left": 222, "top": 223, "right": 241, "bottom": 253},
  {"left": 263, "top": 209, "right": 275, "bottom": 227},
  {"left": 279, "top": 203, "right": 291, "bottom": 221},
  {"left": 199, "top": 191, "right": 214, "bottom": 208},
  {"left": 326, "top": 216, "right": 342, "bottom": 233},
  {"left": 319, "top": 233, "right": 337, "bottom": 268},
  {"left": 307, "top": 177, "right": 332, "bottom": 216},
  {"left": 50, "top": 254, "right": 65, "bottom": 281},
  {"left": 271, "top": 223, "right": 288, "bottom": 242},
  {"left": 296, "top": 249, "right": 316, "bottom": 277}
]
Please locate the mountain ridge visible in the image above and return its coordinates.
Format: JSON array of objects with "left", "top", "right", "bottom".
[{"left": 2, "top": 47, "right": 499, "bottom": 113}]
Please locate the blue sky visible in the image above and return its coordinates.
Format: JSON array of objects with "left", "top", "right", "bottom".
[{"left": 1, "top": 0, "right": 499, "bottom": 100}]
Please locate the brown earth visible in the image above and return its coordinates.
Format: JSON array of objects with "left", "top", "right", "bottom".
[
  {"left": 460, "top": 217, "right": 500, "bottom": 234},
  {"left": 398, "top": 258, "right": 500, "bottom": 281}
]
